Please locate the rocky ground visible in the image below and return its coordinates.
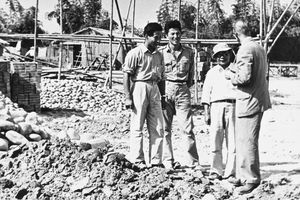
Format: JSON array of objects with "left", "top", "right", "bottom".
[{"left": 0, "top": 76, "right": 300, "bottom": 199}]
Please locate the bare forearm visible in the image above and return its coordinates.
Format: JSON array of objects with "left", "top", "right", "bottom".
[{"left": 123, "top": 73, "right": 131, "bottom": 98}]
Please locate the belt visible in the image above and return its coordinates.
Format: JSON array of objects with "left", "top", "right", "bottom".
[
  {"left": 134, "top": 80, "right": 158, "bottom": 84},
  {"left": 212, "top": 99, "right": 236, "bottom": 104},
  {"left": 166, "top": 79, "right": 187, "bottom": 84}
]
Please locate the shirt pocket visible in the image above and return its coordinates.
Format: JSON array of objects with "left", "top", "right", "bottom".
[
  {"left": 178, "top": 59, "right": 189, "bottom": 73},
  {"left": 165, "top": 62, "right": 173, "bottom": 73}
]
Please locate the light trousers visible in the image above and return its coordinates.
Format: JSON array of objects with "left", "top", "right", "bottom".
[
  {"left": 128, "top": 81, "right": 164, "bottom": 165},
  {"left": 163, "top": 82, "right": 199, "bottom": 167},
  {"left": 209, "top": 102, "right": 236, "bottom": 177}
]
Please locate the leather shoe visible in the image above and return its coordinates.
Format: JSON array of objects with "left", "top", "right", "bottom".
[
  {"left": 208, "top": 173, "right": 222, "bottom": 180},
  {"left": 227, "top": 176, "right": 242, "bottom": 187},
  {"left": 133, "top": 161, "right": 147, "bottom": 171},
  {"left": 237, "top": 183, "right": 260, "bottom": 195}
]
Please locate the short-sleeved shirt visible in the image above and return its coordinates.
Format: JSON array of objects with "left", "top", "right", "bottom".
[
  {"left": 159, "top": 44, "right": 194, "bottom": 83},
  {"left": 201, "top": 64, "right": 236, "bottom": 105},
  {"left": 122, "top": 44, "right": 164, "bottom": 82}
]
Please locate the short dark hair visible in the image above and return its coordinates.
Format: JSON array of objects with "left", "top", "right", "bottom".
[
  {"left": 143, "top": 22, "right": 162, "bottom": 37},
  {"left": 164, "top": 20, "right": 181, "bottom": 34}
]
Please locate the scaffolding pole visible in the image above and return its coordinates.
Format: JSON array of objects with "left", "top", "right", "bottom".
[
  {"left": 260, "top": 0, "right": 264, "bottom": 45},
  {"left": 178, "top": 0, "right": 181, "bottom": 21},
  {"left": 132, "top": 0, "right": 136, "bottom": 37},
  {"left": 194, "top": 0, "right": 200, "bottom": 104},
  {"left": 109, "top": 0, "right": 114, "bottom": 89},
  {"left": 267, "top": 4, "right": 300, "bottom": 55},
  {"left": 195, "top": 0, "right": 199, "bottom": 40},
  {"left": 264, "top": 0, "right": 296, "bottom": 43},
  {"left": 265, "top": 0, "right": 275, "bottom": 51},
  {"left": 58, "top": 0, "right": 63, "bottom": 80},
  {"left": 34, "top": 0, "right": 38, "bottom": 62}
]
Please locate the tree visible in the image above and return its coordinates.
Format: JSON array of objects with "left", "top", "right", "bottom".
[
  {"left": 157, "top": 0, "right": 174, "bottom": 29},
  {"left": 157, "top": 0, "right": 232, "bottom": 39},
  {"left": 0, "top": 0, "right": 45, "bottom": 34},
  {"left": 157, "top": 0, "right": 197, "bottom": 37},
  {"left": 10, "top": 7, "right": 45, "bottom": 34},
  {"left": 48, "top": 0, "right": 118, "bottom": 34},
  {"left": 231, "top": 0, "right": 260, "bottom": 37}
]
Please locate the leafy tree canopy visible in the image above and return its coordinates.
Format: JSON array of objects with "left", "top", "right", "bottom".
[{"left": 47, "top": 0, "right": 118, "bottom": 34}]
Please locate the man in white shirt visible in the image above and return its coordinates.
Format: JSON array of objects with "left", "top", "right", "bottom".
[{"left": 201, "top": 43, "right": 236, "bottom": 180}]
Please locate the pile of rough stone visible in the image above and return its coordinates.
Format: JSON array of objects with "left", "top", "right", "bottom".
[
  {"left": 0, "top": 137, "right": 230, "bottom": 200},
  {"left": 41, "top": 78, "right": 125, "bottom": 113},
  {"left": 0, "top": 93, "right": 49, "bottom": 151}
]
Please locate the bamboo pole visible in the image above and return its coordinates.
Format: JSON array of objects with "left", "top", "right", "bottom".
[
  {"left": 194, "top": 0, "right": 200, "bottom": 104},
  {"left": 114, "top": 0, "right": 130, "bottom": 51},
  {"left": 178, "top": 0, "right": 181, "bottom": 21},
  {"left": 0, "top": 33, "right": 245, "bottom": 44},
  {"left": 111, "top": 0, "right": 133, "bottom": 71},
  {"left": 260, "top": 0, "right": 263, "bottom": 45},
  {"left": 267, "top": 0, "right": 275, "bottom": 33},
  {"left": 132, "top": 0, "right": 136, "bottom": 37},
  {"left": 267, "top": 4, "right": 300, "bottom": 55},
  {"left": 265, "top": 0, "right": 275, "bottom": 50},
  {"left": 263, "top": 0, "right": 267, "bottom": 39},
  {"left": 195, "top": 0, "right": 199, "bottom": 40},
  {"left": 34, "top": 0, "right": 38, "bottom": 62},
  {"left": 193, "top": 47, "right": 198, "bottom": 104},
  {"left": 109, "top": 0, "right": 113, "bottom": 89},
  {"left": 264, "top": 0, "right": 295, "bottom": 42},
  {"left": 58, "top": 0, "right": 63, "bottom": 80}
]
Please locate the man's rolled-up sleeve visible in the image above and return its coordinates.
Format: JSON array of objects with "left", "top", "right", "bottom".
[{"left": 122, "top": 50, "right": 137, "bottom": 75}]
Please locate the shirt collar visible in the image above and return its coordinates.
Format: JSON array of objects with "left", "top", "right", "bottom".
[
  {"left": 141, "top": 44, "right": 158, "bottom": 54},
  {"left": 241, "top": 37, "right": 253, "bottom": 45},
  {"left": 166, "top": 44, "right": 184, "bottom": 53},
  {"left": 215, "top": 64, "right": 224, "bottom": 71}
]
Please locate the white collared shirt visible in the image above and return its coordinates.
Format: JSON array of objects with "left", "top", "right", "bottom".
[{"left": 201, "top": 64, "right": 237, "bottom": 104}]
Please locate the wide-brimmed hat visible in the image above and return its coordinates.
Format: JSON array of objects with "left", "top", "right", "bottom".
[{"left": 212, "top": 43, "right": 232, "bottom": 59}]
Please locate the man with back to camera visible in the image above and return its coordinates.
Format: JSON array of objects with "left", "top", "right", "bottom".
[
  {"left": 225, "top": 19, "right": 271, "bottom": 194},
  {"left": 123, "top": 22, "right": 165, "bottom": 170},
  {"left": 159, "top": 20, "right": 200, "bottom": 170}
]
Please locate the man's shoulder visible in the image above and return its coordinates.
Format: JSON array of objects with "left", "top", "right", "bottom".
[
  {"left": 127, "top": 45, "right": 143, "bottom": 55},
  {"left": 207, "top": 65, "right": 221, "bottom": 74},
  {"left": 182, "top": 45, "right": 193, "bottom": 52},
  {"left": 158, "top": 45, "right": 168, "bottom": 52}
]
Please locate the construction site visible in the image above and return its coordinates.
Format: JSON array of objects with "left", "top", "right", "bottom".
[{"left": 0, "top": 0, "right": 300, "bottom": 199}]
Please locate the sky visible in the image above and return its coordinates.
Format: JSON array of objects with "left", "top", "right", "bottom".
[{"left": 4, "top": 0, "right": 288, "bottom": 34}]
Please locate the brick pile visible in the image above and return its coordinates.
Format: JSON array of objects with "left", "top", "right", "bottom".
[
  {"left": 8, "top": 62, "right": 41, "bottom": 112},
  {"left": 0, "top": 61, "right": 11, "bottom": 98}
]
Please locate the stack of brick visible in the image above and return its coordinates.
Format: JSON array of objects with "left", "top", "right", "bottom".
[
  {"left": 10, "top": 62, "right": 41, "bottom": 112},
  {"left": 0, "top": 61, "right": 11, "bottom": 98}
]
